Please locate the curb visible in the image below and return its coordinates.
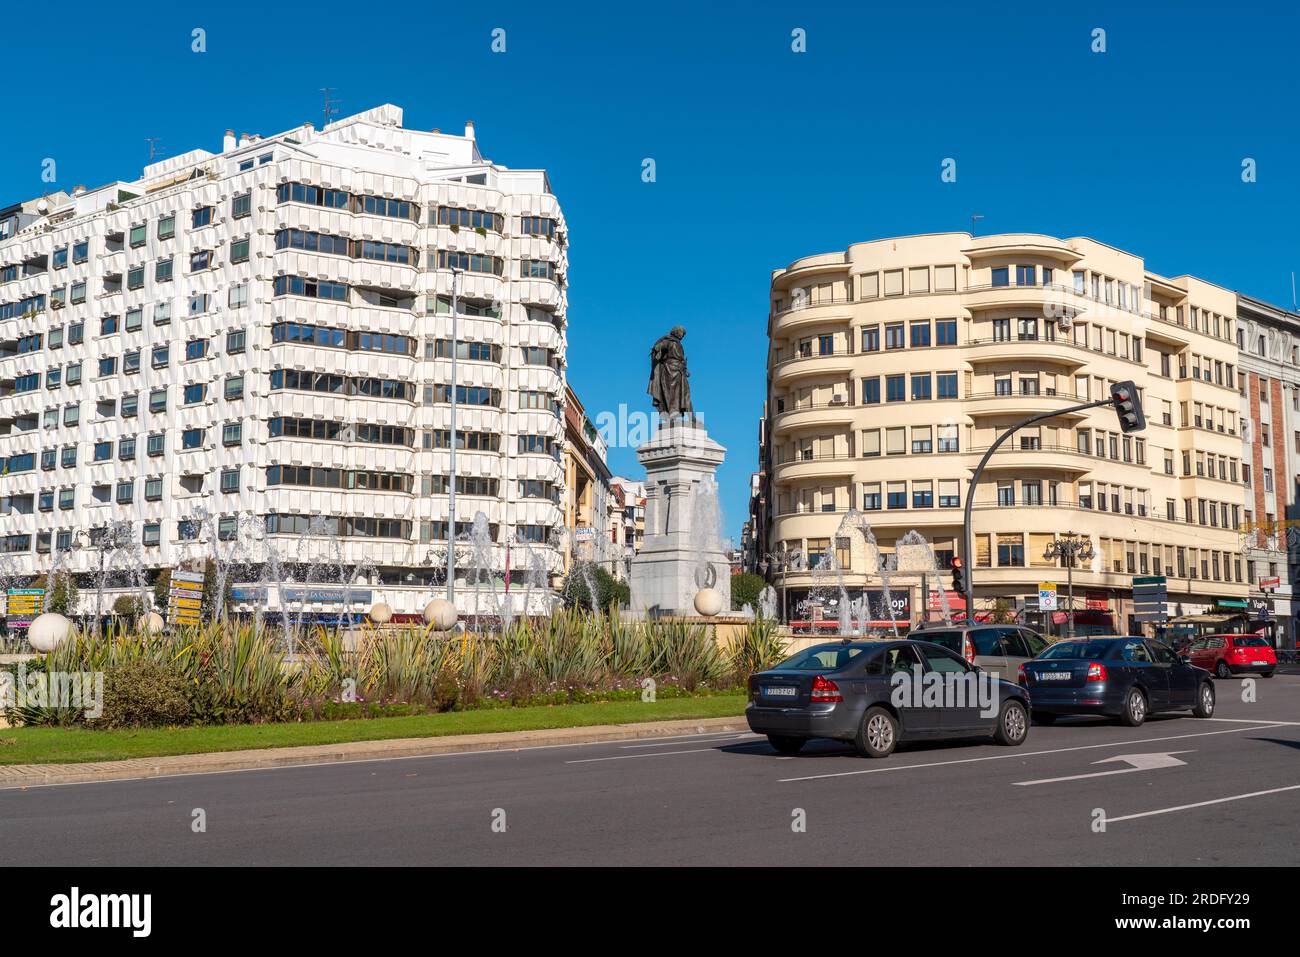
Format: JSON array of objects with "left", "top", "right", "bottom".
[{"left": 0, "top": 715, "right": 750, "bottom": 789}]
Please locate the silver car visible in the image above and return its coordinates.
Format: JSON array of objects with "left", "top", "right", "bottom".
[{"left": 907, "top": 624, "right": 1049, "bottom": 682}]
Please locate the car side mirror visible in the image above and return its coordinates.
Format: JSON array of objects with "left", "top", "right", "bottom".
[{"left": 1179, "top": 655, "right": 1191, "bottom": 665}]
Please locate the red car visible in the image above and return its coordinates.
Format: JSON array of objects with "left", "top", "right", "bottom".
[{"left": 1186, "top": 633, "right": 1277, "bottom": 678}]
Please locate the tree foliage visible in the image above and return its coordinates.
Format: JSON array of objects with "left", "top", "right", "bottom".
[
  {"left": 730, "top": 572, "right": 767, "bottom": 611},
  {"left": 561, "top": 563, "right": 630, "bottom": 611}
]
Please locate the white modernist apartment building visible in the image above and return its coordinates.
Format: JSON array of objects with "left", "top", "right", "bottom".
[{"left": 0, "top": 104, "right": 568, "bottom": 619}]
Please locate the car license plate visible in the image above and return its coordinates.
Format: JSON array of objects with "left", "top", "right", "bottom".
[
  {"left": 1252, "top": 660, "right": 1267, "bottom": 666},
  {"left": 764, "top": 686, "right": 797, "bottom": 697},
  {"left": 1039, "top": 672, "right": 1072, "bottom": 681}
]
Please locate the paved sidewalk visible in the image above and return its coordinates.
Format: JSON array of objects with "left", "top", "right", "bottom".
[{"left": 0, "top": 716, "right": 749, "bottom": 789}]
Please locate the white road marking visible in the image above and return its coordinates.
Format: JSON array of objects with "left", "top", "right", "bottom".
[
  {"left": 568, "top": 740, "right": 771, "bottom": 764},
  {"left": 779, "top": 722, "right": 1298, "bottom": 783},
  {"left": 619, "top": 733, "right": 757, "bottom": 749},
  {"left": 566, "top": 748, "right": 721, "bottom": 764},
  {"left": 1013, "top": 751, "right": 1194, "bottom": 786},
  {"left": 1201, "top": 717, "right": 1297, "bottom": 725},
  {"left": 1105, "top": 784, "right": 1300, "bottom": 823}
]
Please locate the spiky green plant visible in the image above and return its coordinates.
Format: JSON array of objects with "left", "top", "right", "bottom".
[
  {"left": 604, "top": 612, "right": 652, "bottom": 678},
  {"left": 184, "top": 620, "right": 299, "bottom": 724},
  {"left": 728, "top": 618, "right": 789, "bottom": 679},
  {"left": 644, "top": 619, "right": 726, "bottom": 690},
  {"left": 300, "top": 626, "right": 372, "bottom": 703}
]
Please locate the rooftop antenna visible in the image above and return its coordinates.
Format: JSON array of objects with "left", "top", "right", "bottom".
[
  {"left": 970, "top": 213, "right": 985, "bottom": 236},
  {"left": 1291, "top": 271, "right": 1296, "bottom": 313},
  {"left": 145, "top": 137, "right": 163, "bottom": 162},
  {"left": 320, "top": 88, "right": 341, "bottom": 129}
]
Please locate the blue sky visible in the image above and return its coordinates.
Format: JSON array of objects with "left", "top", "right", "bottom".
[{"left": 5, "top": 0, "right": 1298, "bottom": 540}]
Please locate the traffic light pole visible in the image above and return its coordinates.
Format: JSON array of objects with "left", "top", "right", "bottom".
[{"left": 961, "top": 398, "right": 1115, "bottom": 622}]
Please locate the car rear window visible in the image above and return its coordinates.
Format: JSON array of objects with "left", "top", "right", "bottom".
[
  {"left": 773, "top": 644, "right": 867, "bottom": 672},
  {"left": 1232, "top": 636, "right": 1270, "bottom": 647},
  {"left": 911, "top": 630, "right": 960, "bottom": 652},
  {"left": 1039, "top": 639, "right": 1115, "bottom": 660}
]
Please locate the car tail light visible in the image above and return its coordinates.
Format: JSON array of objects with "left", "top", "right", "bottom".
[
  {"left": 1087, "top": 662, "right": 1107, "bottom": 682},
  {"left": 810, "top": 675, "right": 843, "bottom": 702},
  {"left": 1017, "top": 663, "right": 1027, "bottom": 685},
  {"left": 963, "top": 636, "right": 976, "bottom": 664}
]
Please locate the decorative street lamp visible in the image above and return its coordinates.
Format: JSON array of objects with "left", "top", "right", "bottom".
[{"left": 1042, "top": 531, "right": 1095, "bottom": 640}]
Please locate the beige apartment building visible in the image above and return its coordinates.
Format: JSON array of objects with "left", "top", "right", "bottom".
[{"left": 759, "top": 232, "right": 1250, "bottom": 632}]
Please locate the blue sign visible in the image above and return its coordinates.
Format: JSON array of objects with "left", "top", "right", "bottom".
[{"left": 280, "top": 588, "right": 373, "bottom": 605}]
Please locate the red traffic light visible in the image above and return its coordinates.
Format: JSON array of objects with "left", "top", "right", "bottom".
[{"left": 1109, "top": 379, "right": 1146, "bottom": 434}]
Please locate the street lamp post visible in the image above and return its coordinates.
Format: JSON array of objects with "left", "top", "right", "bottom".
[
  {"left": 1042, "top": 531, "right": 1095, "bottom": 640},
  {"left": 445, "top": 269, "right": 461, "bottom": 604}
]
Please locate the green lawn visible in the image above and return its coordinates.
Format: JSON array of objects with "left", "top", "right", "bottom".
[{"left": 0, "top": 694, "right": 747, "bottom": 765}]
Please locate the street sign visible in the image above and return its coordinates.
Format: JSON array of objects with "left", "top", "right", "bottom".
[
  {"left": 1038, "top": 583, "right": 1058, "bottom": 611},
  {"left": 1259, "top": 576, "right": 1281, "bottom": 589},
  {"left": 5, "top": 587, "right": 44, "bottom": 631},
  {"left": 168, "top": 568, "right": 207, "bottom": 626},
  {"left": 1132, "top": 575, "right": 1168, "bottom": 624}
]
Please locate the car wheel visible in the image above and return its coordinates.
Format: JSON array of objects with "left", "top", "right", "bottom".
[
  {"left": 994, "top": 700, "right": 1029, "bottom": 746},
  {"left": 1120, "top": 687, "right": 1148, "bottom": 727},
  {"left": 854, "top": 707, "right": 898, "bottom": 759},
  {"left": 1260, "top": 671, "right": 1275, "bottom": 679},
  {"left": 767, "top": 735, "right": 806, "bottom": 755},
  {"left": 1032, "top": 711, "right": 1058, "bottom": 726},
  {"left": 1216, "top": 660, "right": 1232, "bottom": 679},
  {"left": 1192, "top": 681, "right": 1215, "bottom": 718}
]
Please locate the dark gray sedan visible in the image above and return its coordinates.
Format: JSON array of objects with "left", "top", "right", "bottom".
[
  {"left": 745, "top": 639, "right": 1031, "bottom": 758},
  {"left": 1020, "top": 637, "right": 1215, "bottom": 726}
]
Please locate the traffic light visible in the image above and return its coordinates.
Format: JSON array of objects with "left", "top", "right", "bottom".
[
  {"left": 1110, "top": 379, "right": 1146, "bottom": 434},
  {"left": 951, "top": 556, "right": 966, "bottom": 594}
]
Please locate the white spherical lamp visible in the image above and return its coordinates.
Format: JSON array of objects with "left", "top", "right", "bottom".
[
  {"left": 423, "top": 599, "right": 458, "bottom": 631},
  {"left": 28, "top": 613, "right": 73, "bottom": 652},
  {"left": 369, "top": 601, "right": 393, "bottom": 624},
  {"left": 693, "top": 588, "right": 724, "bottom": 618},
  {"left": 143, "top": 611, "right": 165, "bottom": 635}
]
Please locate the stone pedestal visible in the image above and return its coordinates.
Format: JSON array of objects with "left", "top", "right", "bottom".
[{"left": 629, "top": 425, "right": 731, "bottom": 616}]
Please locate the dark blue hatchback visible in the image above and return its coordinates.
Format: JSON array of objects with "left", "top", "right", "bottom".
[{"left": 1020, "top": 636, "right": 1215, "bottom": 726}]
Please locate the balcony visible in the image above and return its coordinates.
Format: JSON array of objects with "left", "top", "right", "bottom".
[
  {"left": 1141, "top": 311, "right": 1192, "bottom": 348},
  {"left": 963, "top": 281, "right": 1083, "bottom": 317},
  {"left": 769, "top": 398, "right": 857, "bottom": 434},
  {"left": 771, "top": 454, "right": 860, "bottom": 484},
  {"left": 964, "top": 336, "right": 1089, "bottom": 369},
  {"left": 964, "top": 236, "right": 1084, "bottom": 266},
  {"left": 962, "top": 390, "right": 1093, "bottom": 421},
  {"left": 771, "top": 351, "right": 856, "bottom": 385},
  {"left": 770, "top": 296, "right": 855, "bottom": 335},
  {"left": 967, "top": 443, "right": 1094, "bottom": 475}
]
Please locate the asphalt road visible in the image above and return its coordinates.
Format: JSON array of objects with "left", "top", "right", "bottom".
[{"left": 4, "top": 675, "right": 1299, "bottom": 866}]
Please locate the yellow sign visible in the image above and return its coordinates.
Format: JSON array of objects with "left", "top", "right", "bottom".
[
  {"left": 171, "top": 597, "right": 202, "bottom": 610},
  {"left": 171, "top": 580, "right": 204, "bottom": 592}
]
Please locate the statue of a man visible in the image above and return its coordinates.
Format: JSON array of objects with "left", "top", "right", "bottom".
[{"left": 648, "top": 326, "right": 693, "bottom": 424}]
